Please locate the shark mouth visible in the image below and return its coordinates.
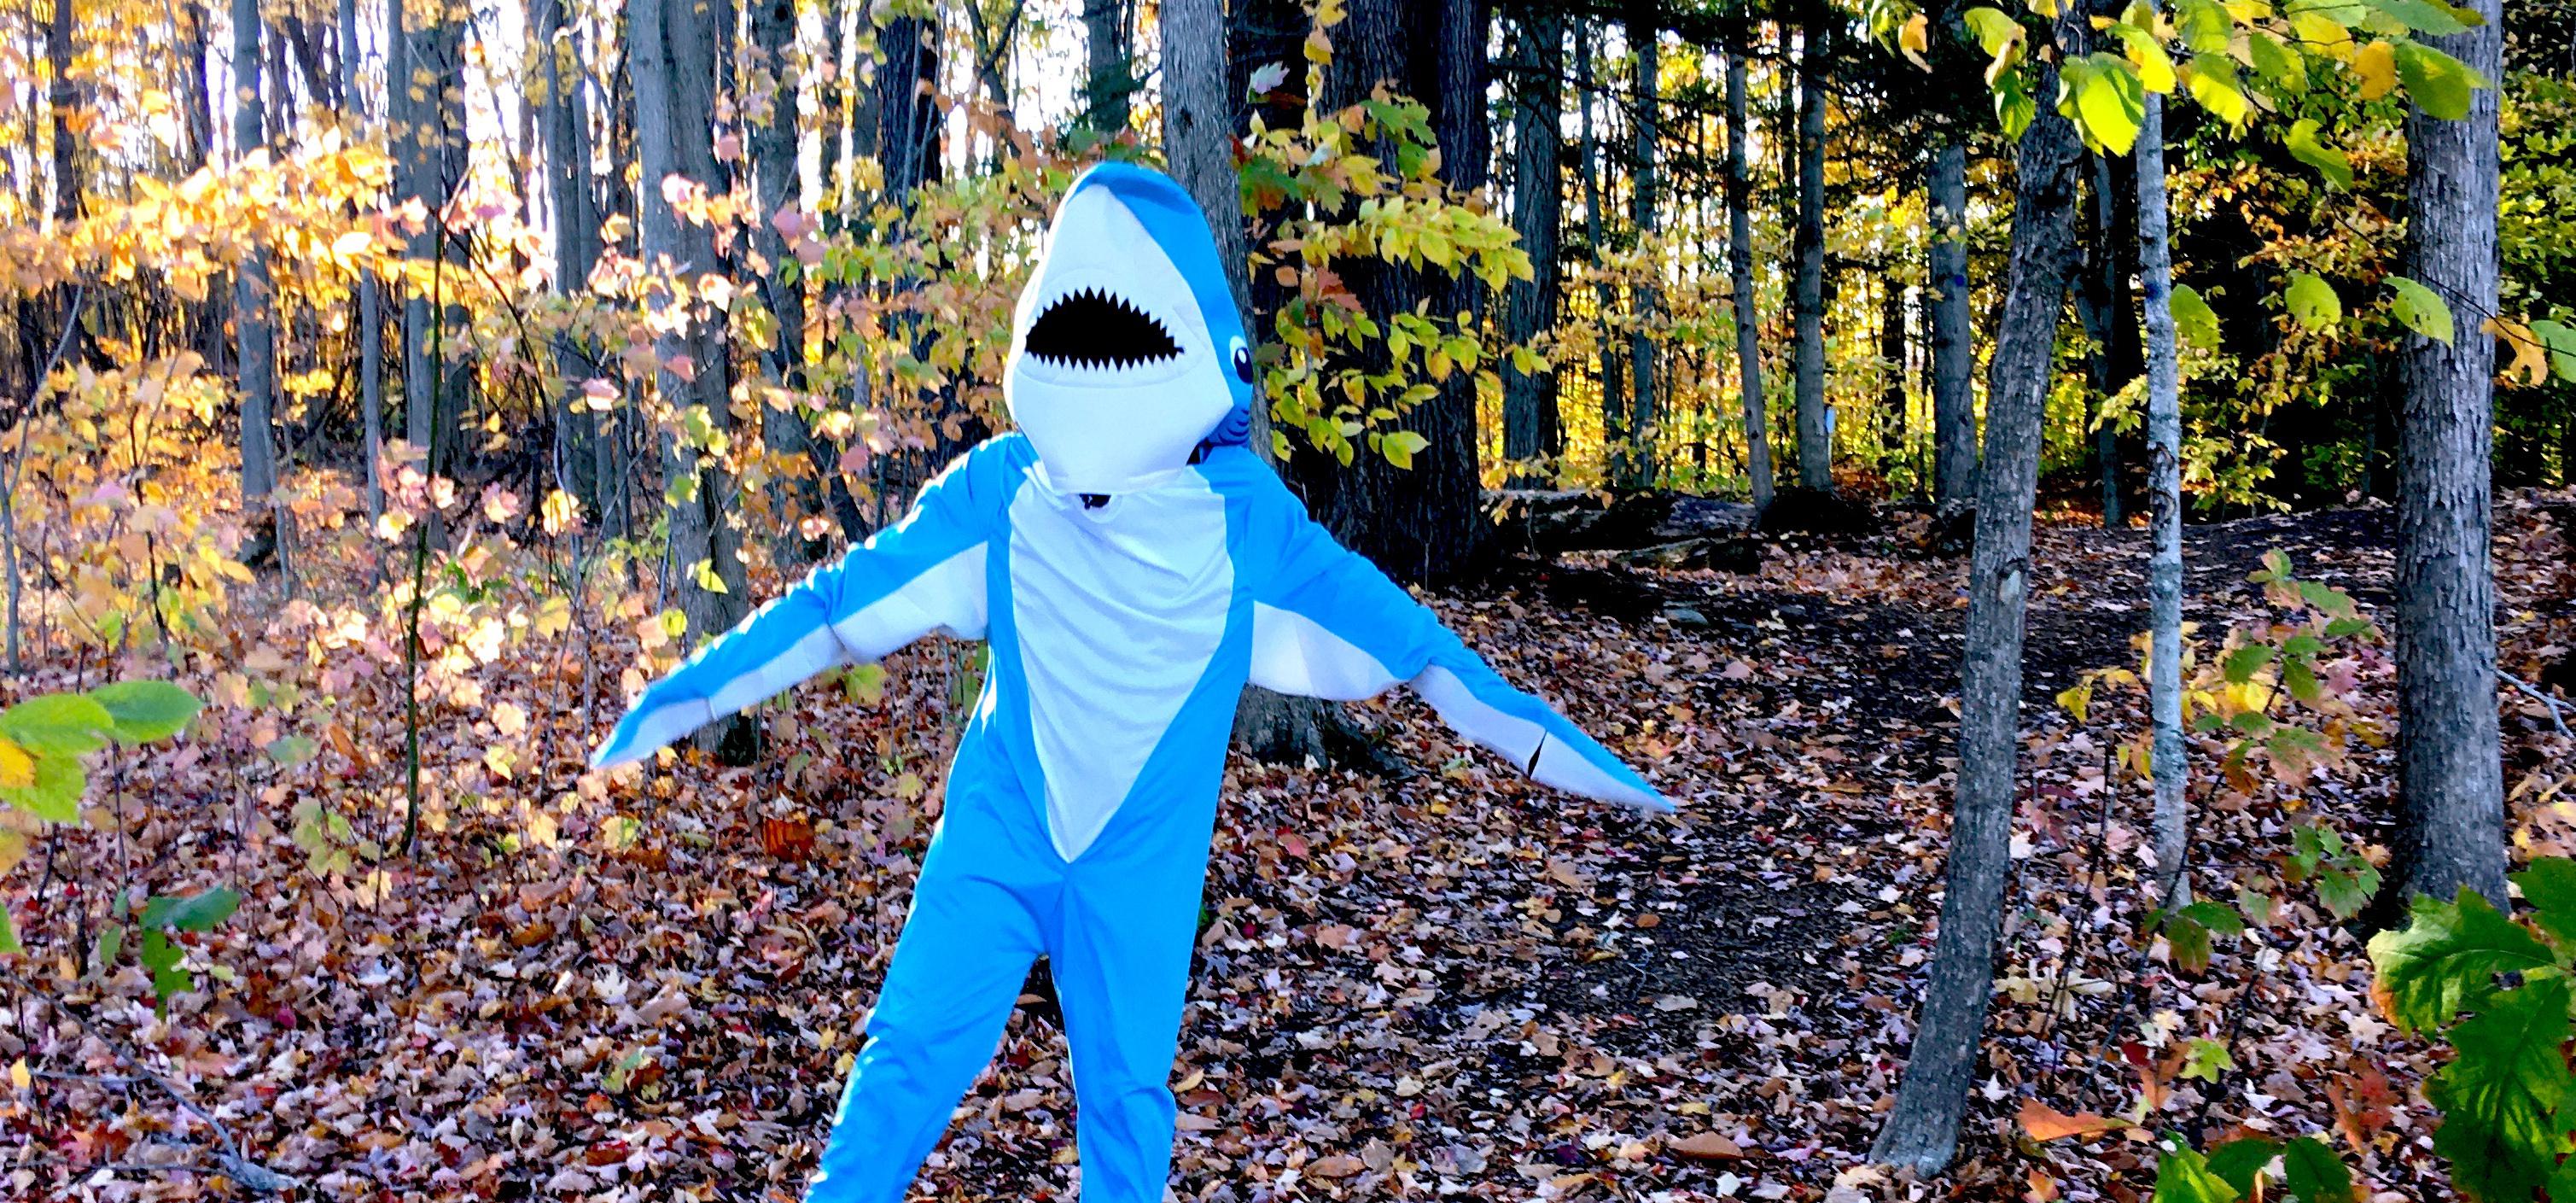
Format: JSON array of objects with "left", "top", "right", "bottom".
[{"left": 1023, "top": 287, "right": 1184, "bottom": 371}]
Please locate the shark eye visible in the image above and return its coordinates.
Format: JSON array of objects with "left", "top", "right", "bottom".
[
  {"left": 1230, "top": 337, "right": 1253, "bottom": 383},
  {"left": 1023, "top": 288, "right": 1183, "bottom": 370}
]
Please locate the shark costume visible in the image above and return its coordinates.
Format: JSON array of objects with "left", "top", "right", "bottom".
[{"left": 591, "top": 163, "right": 1669, "bottom": 1203}]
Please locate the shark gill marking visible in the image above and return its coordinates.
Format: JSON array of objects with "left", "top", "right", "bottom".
[{"left": 1023, "top": 287, "right": 1183, "bottom": 371}]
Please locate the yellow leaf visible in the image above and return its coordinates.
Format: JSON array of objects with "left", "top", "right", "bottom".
[
  {"left": 2490, "top": 318, "right": 2548, "bottom": 388},
  {"left": 2355, "top": 40, "right": 2397, "bottom": 99},
  {"left": 332, "top": 230, "right": 374, "bottom": 258},
  {"left": 9, "top": 1059, "right": 27, "bottom": 1090},
  {"left": 0, "top": 739, "right": 35, "bottom": 791},
  {"left": 1901, "top": 12, "right": 1933, "bottom": 70}
]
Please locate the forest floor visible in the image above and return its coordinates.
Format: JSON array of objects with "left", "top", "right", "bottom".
[{"left": 7, "top": 489, "right": 2575, "bottom": 1203}]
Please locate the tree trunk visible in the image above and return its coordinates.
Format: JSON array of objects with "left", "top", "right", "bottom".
[
  {"left": 182, "top": 1, "right": 215, "bottom": 172},
  {"left": 2386, "top": 0, "right": 2506, "bottom": 912},
  {"left": 1501, "top": 12, "right": 1562, "bottom": 486},
  {"left": 1880, "top": 271, "right": 1906, "bottom": 476},
  {"left": 539, "top": 0, "right": 603, "bottom": 517},
  {"left": 747, "top": 0, "right": 842, "bottom": 552},
  {"left": 397, "top": 0, "right": 466, "bottom": 477},
  {"left": 233, "top": 0, "right": 279, "bottom": 507},
  {"left": 632, "top": 0, "right": 754, "bottom": 755},
  {"left": 1081, "top": 0, "right": 1134, "bottom": 137},
  {"left": 2076, "top": 154, "right": 2128, "bottom": 526},
  {"left": 1576, "top": 23, "right": 1623, "bottom": 482},
  {"left": 1929, "top": 138, "right": 1976, "bottom": 517},
  {"left": 338, "top": 0, "right": 383, "bottom": 524},
  {"left": 1790, "top": 18, "right": 1831, "bottom": 493},
  {"left": 1726, "top": 50, "right": 1771, "bottom": 512},
  {"left": 47, "top": 0, "right": 79, "bottom": 224},
  {"left": 1624, "top": 2, "right": 1659, "bottom": 489},
  {"left": 1868, "top": 22, "right": 2088, "bottom": 1175},
  {"left": 2138, "top": 84, "right": 2187, "bottom": 904},
  {"left": 1294, "top": 0, "right": 1483, "bottom": 584}
]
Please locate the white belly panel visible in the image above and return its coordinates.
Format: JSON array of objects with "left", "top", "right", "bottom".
[{"left": 1007, "top": 472, "right": 1232, "bottom": 860}]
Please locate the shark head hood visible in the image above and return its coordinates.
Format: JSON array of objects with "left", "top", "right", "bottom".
[{"left": 1005, "top": 162, "right": 1255, "bottom": 495}]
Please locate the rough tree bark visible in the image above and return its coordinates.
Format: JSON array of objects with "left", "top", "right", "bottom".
[
  {"left": 233, "top": 0, "right": 280, "bottom": 509},
  {"left": 538, "top": 0, "right": 604, "bottom": 517},
  {"left": 1790, "top": 16, "right": 1831, "bottom": 492},
  {"left": 748, "top": 0, "right": 847, "bottom": 552},
  {"left": 1726, "top": 49, "right": 1771, "bottom": 512},
  {"left": 2386, "top": 0, "right": 2507, "bottom": 912},
  {"left": 1624, "top": 2, "right": 1659, "bottom": 488},
  {"left": 1081, "top": 0, "right": 1134, "bottom": 137},
  {"left": 1928, "top": 138, "right": 1977, "bottom": 517},
  {"left": 2138, "top": 85, "right": 2187, "bottom": 903},
  {"left": 631, "top": 0, "right": 754, "bottom": 755},
  {"left": 1501, "top": 12, "right": 1563, "bottom": 486},
  {"left": 1868, "top": 19, "right": 2089, "bottom": 1174},
  {"left": 1293, "top": 0, "right": 1484, "bottom": 583},
  {"left": 2075, "top": 154, "right": 2132, "bottom": 526}
]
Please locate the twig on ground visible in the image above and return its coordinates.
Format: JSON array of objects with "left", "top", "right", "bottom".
[{"left": 2503, "top": 670, "right": 2573, "bottom": 739}]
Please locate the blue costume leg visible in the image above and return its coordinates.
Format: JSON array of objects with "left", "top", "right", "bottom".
[
  {"left": 809, "top": 799, "right": 1048, "bottom": 1203},
  {"left": 1050, "top": 845, "right": 1207, "bottom": 1203}
]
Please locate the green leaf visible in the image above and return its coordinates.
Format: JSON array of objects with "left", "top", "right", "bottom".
[
  {"left": 2171, "top": 284, "right": 2223, "bottom": 348},
  {"left": 2285, "top": 272, "right": 2343, "bottom": 330},
  {"left": 2427, "top": 975, "right": 2576, "bottom": 1202},
  {"left": 7, "top": 749, "right": 87, "bottom": 824},
  {"left": 2317, "top": 866, "right": 2379, "bottom": 920},
  {"left": 87, "top": 681, "right": 202, "bottom": 744},
  {"left": 2530, "top": 319, "right": 2576, "bottom": 383},
  {"left": 2392, "top": 39, "right": 2484, "bottom": 120},
  {"left": 2366, "top": 888, "right": 2560, "bottom": 1032},
  {"left": 2282, "top": 1135, "right": 2353, "bottom": 1203},
  {"left": 140, "top": 887, "right": 240, "bottom": 933},
  {"left": 2515, "top": 858, "right": 2576, "bottom": 945},
  {"left": 2247, "top": 29, "right": 2310, "bottom": 93},
  {"left": 2284, "top": 120, "right": 2352, "bottom": 189},
  {"left": 0, "top": 903, "right": 18, "bottom": 955},
  {"left": 2155, "top": 1136, "right": 2245, "bottom": 1202},
  {"left": 2170, "top": 912, "right": 2215, "bottom": 972},
  {"left": 2176, "top": 0, "right": 2233, "bottom": 51},
  {"left": 2187, "top": 60, "right": 2253, "bottom": 126},
  {"left": 0, "top": 693, "right": 114, "bottom": 757},
  {"left": 138, "top": 928, "right": 190, "bottom": 1011},
  {"left": 2181, "top": 900, "right": 2249, "bottom": 937},
  {"left": 1379, "top": 429, "right": 1430, "bottom": 470},
  {"left": 2387, "top": 274, "right": 2456, "bottom": 343},
  {"left": 1962, "top": 6, "right": 2022, "bottom": 54},
  {"left": 2363, "top": 0, "right": 2471, "bottom": 34},
  {"left": 2181, "top": 1037, "right": 2236, "bottom": 1082},
  {"left": 2069, "top": 55, "right": 2146, "bottom": 154},
  {"left": 2204, "top": 1136, "right": 2282, "bottom": 1198},
  {"left": 2223, "top": 643, "right": 2277, "bottom": 683},
  {"left": 92, "top": 921, "right": 122, "bottom": 971}
]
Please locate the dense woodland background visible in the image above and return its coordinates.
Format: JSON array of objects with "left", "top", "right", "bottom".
[{"left": 1, "top": 0, "right": 2574, "bottom": 1198}]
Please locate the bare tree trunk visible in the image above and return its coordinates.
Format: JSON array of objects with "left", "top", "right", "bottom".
[
  {"left": 1501, "top": 12, "right": 1562, "bottom": 486},
  {"left": 1726, "top": 50, "right": 1770, "bottom": 512},
  {"left": 1869, "top": 18, "right": 2088, "bottom": 1174},
  {"left": 747, "top": 0, "right": 840, "bottom": 552},
  {"left": 1081, "top": 0, "right": 1134, "bottom": 137},
  {"left": 1624, "top": 1, "right": 1658, "bottom": 488},
  {"left": 233, "top": 0, "right": 280, "bottom": 508},
  {"left": 1929, "top": 138, "right": 1976, "bottom": 517},
  {"left": 1575, "top": 24, "right": 1623, "bottom": 480},
  {"left": 2136, "top": 83, "right": 2188, "bottom": 905},
  {"left": 398, "top": 0, "right": 466, "bottom": 478},
  {"left": 2076, "top": 154, "right": 2127, "bottom": 526},
  {"left": 339, "top": 0, "right": 383, "bottom": 523},
  {"left": 2386, "top": 0, "right": 2506, "bottom": 912},
  {"left": 539, "top": 0, "right": 601, "bottom": 517},
  {"left": 632, "top": 0, "right": 753, "bottom": 756},
  {"left": 1790, "top": 17, "right": 1830, "bottom": 492},
  {"left": 182, "top": 1, "right": 215, "bottom": 172}
]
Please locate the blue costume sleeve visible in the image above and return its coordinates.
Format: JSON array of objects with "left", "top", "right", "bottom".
[
  {"left": 588, "top": 443, "right": 1004, "bottom": 770},
  {"left": 1242, "top": 480, "right": 1670, "bottom": 812}
]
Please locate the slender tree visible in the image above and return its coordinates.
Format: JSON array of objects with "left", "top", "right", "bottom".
[
  {"left": 1625, "top": 3, "right": 1661, "bottom": 488},
  {"left": 1576, "top": 24, "right": 1624, "bottom": 471},
  {"left": 1082, "top": 0, "right": 1135, "bottom": 137},
  {"left": 1501, "top": 12, "right": 1564, "bottom": 484},
  {"left": 2387, "top": 0, "right": 2507, "bottom": 910},
  {"left": 1790, "top": 16, "right": 1832, "bottom": 492},
  {"left": 1870, "top": 8, "right": 2089, "bottom": 1173},
  {"left": 2136, "top": 63, "right": 2187, "bottom": 904},
  {"left": 336, "top": 0, "right": 384, "bottom": 523},
  {"left": 1726, "top": 47, "right": 1772, "bottom": 512},
  {"left": 631, "top": 0, "right": 753, "bottom": 752},
  {"left": 748, "top": 0, "right": 843, "bottom": 550},
  {"left": 1927, "top": 138, "right": 1976, "bottom": 516},
  {"left": 233, "top": 0, "right": 280, "bottom": 513}
]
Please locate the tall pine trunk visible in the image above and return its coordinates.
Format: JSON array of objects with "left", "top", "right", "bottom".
[
  {"left": 2387, "top": 0, "right": 2506, "bottom": 911},
  {"left": 1928, "top": 139, "right": 1976, "bottom": 517},
  {"left": 1726, "top": 49, "right": 1770, "bottom": 512},
  {"left": 1501, "top": 13, "right": 1562, "bottom": 485},
  {"left": 1624, "top": 3, "right": 1659, "bottom": 488},
  {"left": 1869, "top": 15, "right": 2089, "bottom": 1173},
  {"left": 1790, "top": 17, "right": 1831, "bottom": 492}
]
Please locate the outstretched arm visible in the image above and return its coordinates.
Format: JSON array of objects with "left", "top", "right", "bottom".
[
  {"left": 1246, "top": 494, "right": 1670, "bottom": 811},
  {"left": 590, "top": 446, "right": 1001, "bottom": 769}
]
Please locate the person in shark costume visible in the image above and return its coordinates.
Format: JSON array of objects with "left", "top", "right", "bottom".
[{"left": 591, "top": 163, "right": 1669, "bottom": 1202}]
